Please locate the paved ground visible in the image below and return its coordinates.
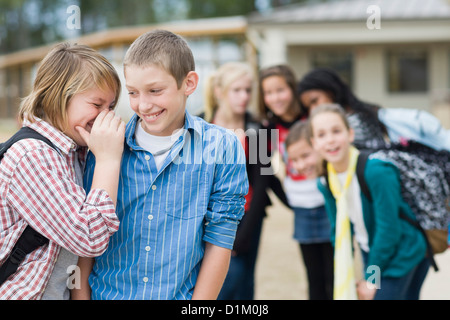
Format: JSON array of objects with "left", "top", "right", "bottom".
[{"left": 255, "top": 191, "right": 450, "bottom": 300}]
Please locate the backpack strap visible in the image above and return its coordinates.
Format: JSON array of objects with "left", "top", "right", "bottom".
[
  {"left": 0, "top": 126, "right": 56, "bottom": 286},
  {"left": 356, "top": 150, "right": 372, "bottom": 202},
  {"left": 325, "top": 150, "right": 372, "bottom": 201},
  {"left": 0, "top": 126, "right": 56, "bottom": 160},
  {"left": 0, "top": 226, "right": 49, "bottom": 285}
]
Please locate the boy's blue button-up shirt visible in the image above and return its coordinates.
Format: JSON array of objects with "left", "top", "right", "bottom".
[{"left": 83, "top": 111, "right": 248, "bottom": 300}]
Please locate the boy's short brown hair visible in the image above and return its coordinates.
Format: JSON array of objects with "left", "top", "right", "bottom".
[{"left": 124, "top": 29, "right": 195, "bottom": 88}]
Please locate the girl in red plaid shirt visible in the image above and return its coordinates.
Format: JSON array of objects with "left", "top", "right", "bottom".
[{"left": 0, "top": 43, "right": 125, "bottom": 299}]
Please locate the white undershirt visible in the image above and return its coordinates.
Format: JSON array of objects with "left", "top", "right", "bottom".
[
  {"left": 337, "top": 171, "right": 370, "bottom": 252},
  {"left": 284, "top": 177, "right": 325, "bottom": 209},
  {"left": 135, "top": 121, "right": 184, "bottom": 171}
]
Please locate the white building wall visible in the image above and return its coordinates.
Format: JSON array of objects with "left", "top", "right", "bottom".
[
  {"left": 250, "top": 18, "right": 450, "bottom": 127},
  {"left": 257, "top": 28, "right": 288, "bottom": 68}
]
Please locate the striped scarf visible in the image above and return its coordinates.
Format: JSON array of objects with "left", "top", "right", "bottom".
[{"left": 327, "top": 146, "right": 359, "bottom": 300}]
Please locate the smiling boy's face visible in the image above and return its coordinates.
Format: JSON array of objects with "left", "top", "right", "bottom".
[{"left": 125, "top": 64, "right": 198, "bottom": 137}]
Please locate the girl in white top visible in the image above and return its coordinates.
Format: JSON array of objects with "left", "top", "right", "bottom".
[{"left": 285, "top": 120, "right": 333, "bottom": 300}]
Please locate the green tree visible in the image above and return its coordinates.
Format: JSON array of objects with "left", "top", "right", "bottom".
[
  {"left": 0, "top": 0, "right": 329, "bottom": 54},
  {"left": 185, "top": 0, "right": 256, "bottom": 19},
  {"left": 0, "top": 0, "right": 69, "bottom": 54},
  {"left": 78, "top": 0, "right": 156, "bottom": 35}
]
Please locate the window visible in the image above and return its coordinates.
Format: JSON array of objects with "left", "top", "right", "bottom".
[
  {"left": 310, "top": 50, "right": 353, "bottom": 88},
  {"left": 387, "top": 49, "right": 428, "bottom": 93}
]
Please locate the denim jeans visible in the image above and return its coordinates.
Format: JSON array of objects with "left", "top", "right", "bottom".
[
  {"left": 293, "top": 206, "right": 331, "bottom": 243},
  {"left": 360, "top": 250, "right": 430, "bottom": 300}
]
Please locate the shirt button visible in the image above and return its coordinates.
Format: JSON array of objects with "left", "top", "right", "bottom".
[
  {"left": 143, "top": 277, "right": 148, "bottom": 283},
  {"left": 152, "top": 185, "right": 157, "bottom": 191},
  {"left": 145, "top": 155, "right": 150, "bottom": 161},
  {"left": 148, "top": 214, "right": 154, "bottom": 220},
  {"left": 145, "top": 246, "right": 151, "bottom": 252}
]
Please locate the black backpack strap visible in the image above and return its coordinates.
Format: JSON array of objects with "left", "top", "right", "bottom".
[
  {"left": 0, "top": 126, "right": 56, "bottom": 160},
  {"left": 324, "top": 150, "right": 372, "bottom": 201},
  {"left": 0, "top": 126, "right": 55, "bottom": 286},
  {"left": 0, "top": 226, "right": 49, "bottom": 285},
  {"left": 356, "top": 150, "right": 372, "bottom": 202}
]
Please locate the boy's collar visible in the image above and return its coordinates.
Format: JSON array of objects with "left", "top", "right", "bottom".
[{"left": 184, "top": 110, "right": 202, "bottom": 136}]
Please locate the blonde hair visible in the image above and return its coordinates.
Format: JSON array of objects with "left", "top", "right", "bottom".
[
  {"left": 124, "top": 29, "right": 195, "bottom": 88},
  {"left": 203, "top": 61, "right": 255, "bottom": 122},
  {"left": 19, "top": 42, "right": 121, "bottom": 132}
]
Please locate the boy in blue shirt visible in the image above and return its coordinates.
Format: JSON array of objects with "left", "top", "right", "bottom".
[{"left": 75, "top": 29, "right": 248, "bottom": 300}]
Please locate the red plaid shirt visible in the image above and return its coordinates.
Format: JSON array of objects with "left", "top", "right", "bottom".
[{"left": 0, "top": 118, "right": 119, "bottom": 299}]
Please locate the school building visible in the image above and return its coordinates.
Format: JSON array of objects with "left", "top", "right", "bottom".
[
  {"left": 1, "top": 0, "right": 449, "bottom": 127},
  {"left": 248, "top": 0, "right": 450, "bottom": 127},
  {"left": 0, "top": 16, "right": 252, "bottom": 122}
]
